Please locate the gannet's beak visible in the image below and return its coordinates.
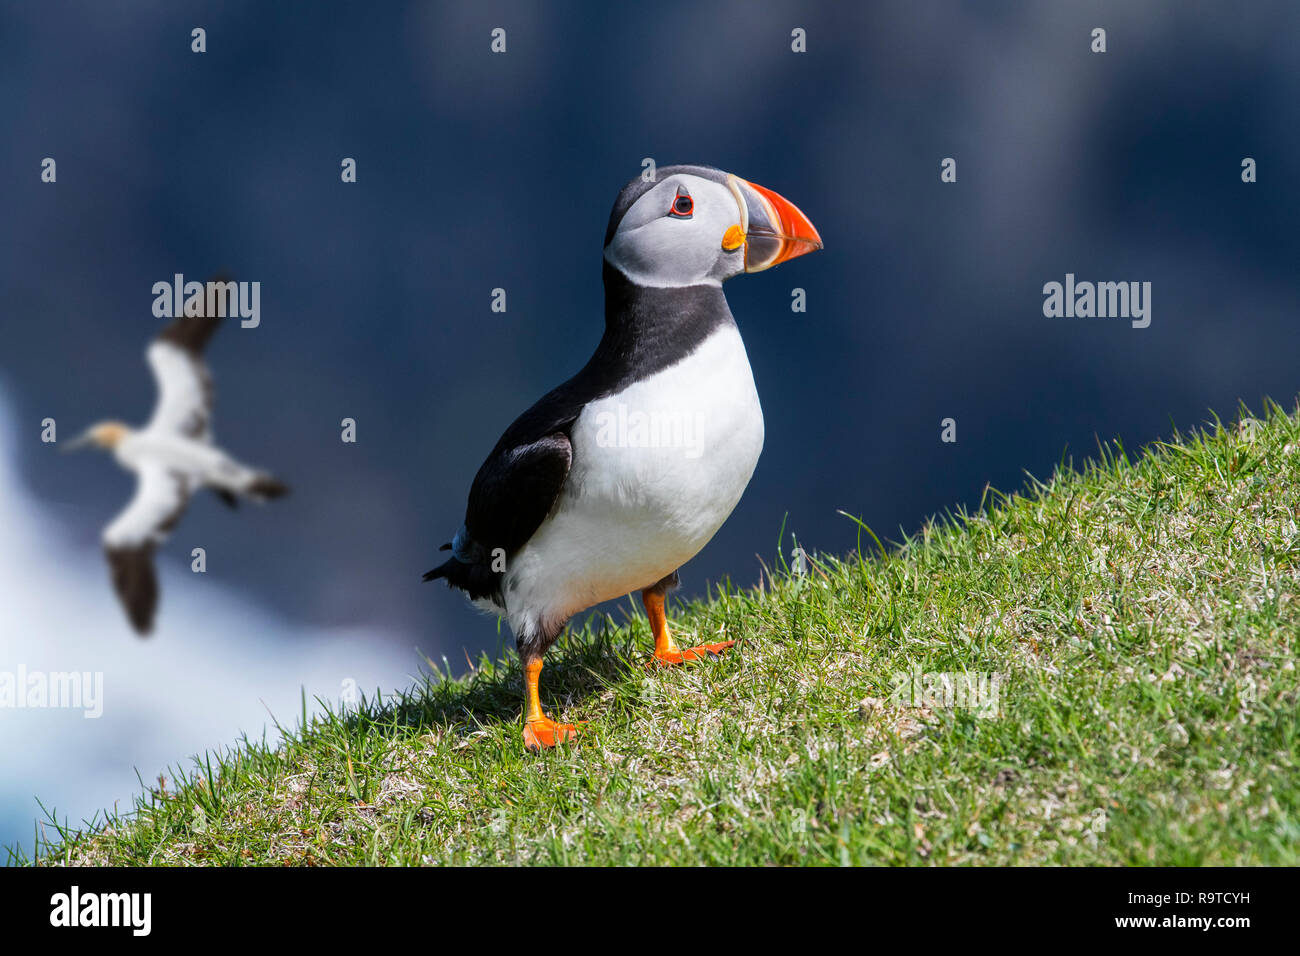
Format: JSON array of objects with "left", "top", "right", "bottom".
[
  {"left": 726, "top": 174, "right": 824, "bottom": 273},
  {"left": 62, "top": 431, "right": 93, "bottom": 453}
]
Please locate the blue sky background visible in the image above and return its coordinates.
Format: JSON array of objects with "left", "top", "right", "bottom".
[{"left": 1, "top": 1, "right": 1297, "bottom": 853}]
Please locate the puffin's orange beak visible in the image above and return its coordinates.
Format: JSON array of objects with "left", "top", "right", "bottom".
[{"left": 727, "top": 174, "right": 824, "bottom": 273}]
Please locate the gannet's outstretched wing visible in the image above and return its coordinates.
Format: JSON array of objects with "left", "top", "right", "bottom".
[
  {"left": 145, "top": 304, "right": 223, "bottom": 442},
  {"left": 103, "top": 464, "right": 193, "bottom": 635}
]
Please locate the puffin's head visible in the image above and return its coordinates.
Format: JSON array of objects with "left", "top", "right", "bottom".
[
  {"left": 603, "top": 164, "right": 822, "bottom": 288},
  {"left": 63, "top": 421, "right": 130, "bottom": 453}
]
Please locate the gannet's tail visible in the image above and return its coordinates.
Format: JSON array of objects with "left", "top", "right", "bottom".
[{"left": 246, "top": 474, "right": 289, "bottom": 501}]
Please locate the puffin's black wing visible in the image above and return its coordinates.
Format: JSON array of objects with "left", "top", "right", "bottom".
[
  {"left": 465, "top": 434, "right": 574, "bottom": 558},
  {"left": 423, "top": 429, "right": 573, "bottom": 600},
  {"left": 423, "top": 377, "right": 593, "bottom": 600}
]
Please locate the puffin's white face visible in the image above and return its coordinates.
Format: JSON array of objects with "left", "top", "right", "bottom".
[
  {"left": 604, "top": 174, "right": 744, "bottom": 288},
  {"left": 603, "top": 169, "right": 823, "bottom": 289}
]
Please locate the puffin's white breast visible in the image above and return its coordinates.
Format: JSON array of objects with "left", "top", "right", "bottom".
[{"left": 504, "top": 323, "right": 764, "bottom": 635}]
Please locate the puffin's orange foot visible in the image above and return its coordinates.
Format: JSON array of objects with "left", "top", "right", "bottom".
[
  {"left": 652, "top": 640, "right": 737, "bottom": 667},
  {"left": 522, "top": 716, "right": 583, "bottom": 752}
]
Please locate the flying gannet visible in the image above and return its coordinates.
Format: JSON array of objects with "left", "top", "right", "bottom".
[{"left": 66, "top": 304, "right": 288, "bottom": 635}]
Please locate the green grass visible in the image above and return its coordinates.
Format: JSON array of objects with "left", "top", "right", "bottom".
[{"left": 14, "top": 401, "right": 1300, "bottom": 866}]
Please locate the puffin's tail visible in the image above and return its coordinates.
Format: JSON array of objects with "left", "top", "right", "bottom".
[
  {"left": 423, "top": 543, "right": 503, "bottom": 603},
  {"left": 421, "top": 564, "right": 451, "bottom": 583},
  {"left": 422, "top": 544, "right": 454, "bottom": 583}
]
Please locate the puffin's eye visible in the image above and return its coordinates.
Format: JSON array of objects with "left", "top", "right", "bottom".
[{"left": 669, "top": 191, "right": 694, "bottom": 219}]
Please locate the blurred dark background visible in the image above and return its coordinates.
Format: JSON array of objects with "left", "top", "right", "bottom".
[{"left": 2, "top": 0, "right": 1297, "bottom": 657}]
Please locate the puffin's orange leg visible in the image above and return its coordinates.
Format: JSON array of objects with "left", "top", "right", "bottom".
[
  {"left": 642, "top": 588, "right": 735, "bottom": 666},
  {"left": 521, "top": 656, "right": 582, "bottom": 752}
]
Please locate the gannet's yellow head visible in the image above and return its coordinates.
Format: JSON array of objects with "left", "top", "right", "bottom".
[{"left": 65, "top": 421, "right": 130, "bottom": 452}]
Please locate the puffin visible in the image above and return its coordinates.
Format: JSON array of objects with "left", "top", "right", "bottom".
[
  {"left": 65, "top": 303, "right": 288, "bottom": 635},
  {"left": 425, "top": 165, "right": 822, "bottom": 751}
]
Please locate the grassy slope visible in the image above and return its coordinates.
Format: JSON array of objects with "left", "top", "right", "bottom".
[{"left": 18, "top": 403, "right": 1300, "bottom": 866}]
